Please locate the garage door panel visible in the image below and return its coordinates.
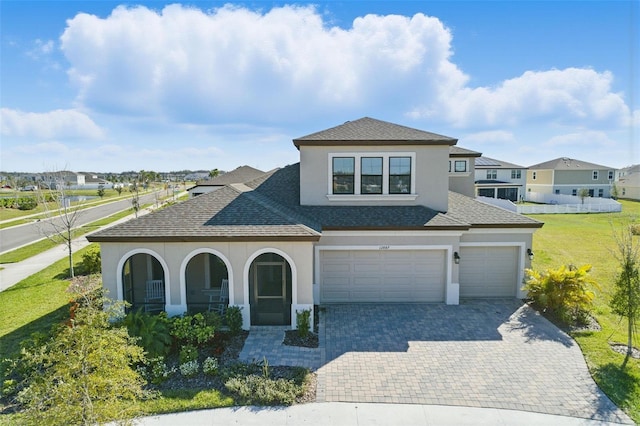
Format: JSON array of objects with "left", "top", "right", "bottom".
[
  {"left": 320, "top": 249, "right": 445, "bottom": 303},
  {"left": 459, "top": 246, "right": 518, "bottom": 298}
]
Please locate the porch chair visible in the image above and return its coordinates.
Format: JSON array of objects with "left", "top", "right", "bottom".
[
  {"left": 144, "top": 279, "right": 164, "bottom": 312},
  {"left": 209, "top": 278, "right": 229, "bottom": 315}
]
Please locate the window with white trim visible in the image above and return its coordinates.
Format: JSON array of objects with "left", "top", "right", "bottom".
[
  {"left": 486, "top": 169, "right": 497, "bottom": 179},
  {"left": 592, "top": 170, "right": 599, "bottom": 180},
  {"left": 608, "top": 170, "right": 614, "bottom": 180},
  {"left": 511, "top": 169, "right": 521, "bottom": 179},
  {"left": 454, "top": 160, "right": 467, "bottom": 172},
  {"left": 532, "top": 171, "right": 537, "bottom": 180},
  {"left": 332, "top": 157, "right": 355, "bottom": 194},
  {"left": 389, "top": 157, "right": 411, "bottom": 194},
  {"left": 361, "top": 157, "right": 383, "bottom": 194},
  {"left": 329, "top": 152, "right": 416, "bottom": 196}
]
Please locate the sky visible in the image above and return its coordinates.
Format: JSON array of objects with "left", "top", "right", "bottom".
[{"left": 1, "top": 0, "right": 638, "bottom": 173}]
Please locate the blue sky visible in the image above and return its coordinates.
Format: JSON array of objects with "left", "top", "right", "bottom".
[{"left": 1, "top": 0, "right": 638, "bottom": 173}]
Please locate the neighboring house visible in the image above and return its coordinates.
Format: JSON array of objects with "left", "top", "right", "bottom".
[
  {"left": 474, "top": 156, "right": 527, "bottom": 202},
  {"left": 88, "top": 117, "right": 542, "bottom": 330},
  {"left": 616, "top": 164, "right": 640, "bottom": 200},
  {"left": 188, "top": 166, "right": 266, "bottom": 197},
  {"left": 40, "top": 171, "right": 86, "bottom": 189},
  {"left": 527, "top": 157, "right": 616, "bottom": 198},
  {"left": 448, "top": 146, "right": 481, "bottom": 197}
]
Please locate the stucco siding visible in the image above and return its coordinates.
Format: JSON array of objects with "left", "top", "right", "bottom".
[{"left": 299, "top": 144, "right": 449, "bottom": 211}]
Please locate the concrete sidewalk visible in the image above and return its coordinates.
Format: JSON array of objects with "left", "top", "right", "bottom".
[{"left": 133, "top": 402, "right": 630, "bottom": 425}]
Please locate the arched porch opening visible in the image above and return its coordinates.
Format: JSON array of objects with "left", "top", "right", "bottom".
[
  {"left": 249, "top": 252, "right": 292, "bottom": 326},
  {"left": 185, "top": 252, "right": 229, "bottom": 313},
  {"left": 122, "top": 253, "right": 166, "bottom": 313}
]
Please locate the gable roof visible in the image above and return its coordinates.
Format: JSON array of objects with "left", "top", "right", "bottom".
[
  {"left": 194, "top": 165, "right": 266, "bottom": 187},
  {"left": 293, "top": 117, "right": 457, "bottom": 148},
  {"left": 88, "top": 163, "right": 541, "bottom": 243},
  {"left": 475, "top": 156, "right": 525, "bottom": 169},
  {"left": 529, "top": 157, "right": 613, "bottom": 170}
]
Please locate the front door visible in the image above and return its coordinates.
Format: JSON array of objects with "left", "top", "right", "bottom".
[{"left": 253, "top": 262, "right": 289, "bottom": 325}]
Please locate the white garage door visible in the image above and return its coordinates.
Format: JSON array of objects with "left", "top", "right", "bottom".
[
  {"left": 459, "top": 246, "right": 519, "bottom": 298},
  {"left": 320, "top": 250, "right": 446, "bottom": 303}
]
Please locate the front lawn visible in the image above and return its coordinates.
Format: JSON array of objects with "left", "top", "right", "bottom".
[{"left": 529, "top": 199, "right": 640, "bottom": 422}]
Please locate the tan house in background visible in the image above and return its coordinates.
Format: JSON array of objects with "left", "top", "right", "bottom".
[
  {"left": 527, "top": 157, "right": 616, "bottom": 198},
  {"left": 616, "top": 164, "right": 640, "bottom": 200}
]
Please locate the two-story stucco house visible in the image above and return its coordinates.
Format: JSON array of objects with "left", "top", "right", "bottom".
[
  {"left": 87, "top": 118, "right": 542, "bottom": 330},
  {"left": 527, "top": 157, "right": 616, "bottom": 198},
  {"left": 474, "top": 156, "right": 527, "bottom": 202},
  {"left": 616, "top": 164, "right": 640, "bottom": 200}
]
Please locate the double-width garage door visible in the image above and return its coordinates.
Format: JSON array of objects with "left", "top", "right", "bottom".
[
  {"left": 459, "top": 246, "right": 519, "bottom": 298},
  {"left": 320, "top": 250, "right": 446, "bottom": 303}
]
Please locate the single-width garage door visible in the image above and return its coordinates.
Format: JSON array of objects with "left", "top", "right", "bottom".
[
  {"left": 459, "top": 246, "right": 519, "bottom": 298},
  {"left": 320, "top": 250, "right": 446, "bottom": 303}
]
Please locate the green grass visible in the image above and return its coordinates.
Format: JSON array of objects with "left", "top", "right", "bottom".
[{"left": 528, "top": 199, "right": 640, "bottom": 422}]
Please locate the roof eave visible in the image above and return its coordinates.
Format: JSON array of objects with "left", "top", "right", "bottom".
[
  {"left": 293, "top": 139, "right": 458, "bottom": 148},
  {"left": 87, "top": 235, "right": 321, "bottom": 243}
]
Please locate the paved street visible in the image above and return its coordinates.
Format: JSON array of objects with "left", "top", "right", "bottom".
[{"left": 240, "top": 300, "right": 633, "bottom": 424}]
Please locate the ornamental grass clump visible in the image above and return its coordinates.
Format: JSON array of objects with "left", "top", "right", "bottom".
[{"left": 523, "top": 264, "right": 599, "bottom": 325}]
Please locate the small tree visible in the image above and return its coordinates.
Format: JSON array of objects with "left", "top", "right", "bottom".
[
  {"left": 577, "top": 188, "right": 590, "bottom": 205},
  {"left": 131, "top": 181, "right": 140, "bottom": 218},
  {"left": 610, "top": 222, "right": 640, "bottom": 366},
  {"left": 36, "top": 171, "right": 84, "bottom": 278},
  {"left": 209, "top": 168, "right": 220, "bottom": 179},
  {"left": 12, "top": 277, "right": 147, "bottom": 425},
  {"left": 96, "top": 184, "right": 105, "bottom": 199}
]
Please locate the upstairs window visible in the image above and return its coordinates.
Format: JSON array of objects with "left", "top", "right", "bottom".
[
  {"left": 361, "top": 157, "right": 383, "bottom": 194},
  {"left": 454, "top": 160, "right": 467, "bottom": 173},
  {"left": 532, "top": 171, "right": 537, "bottom": 180},
  {"left": 592, "top": 170, "right": 599, "bottom": 180},
  {"left": 332, "top": 157, "right": 355, "bottom": 194},
  {"left": 608, "top": 170, "right": 614, "bottom": 180},
  {"left": 511, "top": 169, "right": 521, "bottom": 179},
  {"left": 389, "top": 157, "right": 411, "bottom": 194},
  {"left": 486, "top": 169, "right": 497, "bottom": 179}
]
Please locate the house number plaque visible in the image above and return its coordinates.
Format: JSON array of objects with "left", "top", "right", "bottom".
[{"left": 379, "top": 245, "right": 390, "bottom": 250}]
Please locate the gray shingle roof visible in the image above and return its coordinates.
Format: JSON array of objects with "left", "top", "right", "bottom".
[
  {"left": 194, "top": 165, "right": 266, "bottom": 187},
  {"left": 293, "top": 117, "right": 457, "bottom": 147},
  {"left": 529, "top": 157, "right": 613, "bottom": 170},
  {"left": 450, "top": 146, "right": 482, "bottom": 157},
  {"left": 88, "top": 162, "right": 541, "bottom": 243}
]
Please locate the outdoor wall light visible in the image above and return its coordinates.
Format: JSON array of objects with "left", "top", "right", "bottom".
[
  {"left": 527, "top": 248, "right": 534, "bottom": 260},
  {"left": 453, "top": 251, "right": 460, "bottom": 264}
]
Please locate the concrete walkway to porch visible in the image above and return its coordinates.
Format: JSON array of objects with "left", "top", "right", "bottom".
[{"left": 239, "top": 326, "right": 323, "bottom": 370}]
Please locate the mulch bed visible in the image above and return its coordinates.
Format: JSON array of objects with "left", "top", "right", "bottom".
[
  {"left": 283, "top": 330, "right": 319, "bottom": 348},
  {"left": 609, "top": 343, "right": 640, "bottom": 359}
]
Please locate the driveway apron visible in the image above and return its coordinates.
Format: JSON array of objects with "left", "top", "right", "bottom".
[{"left": 316, "top": 300, "right": 632, "bottom": 424}]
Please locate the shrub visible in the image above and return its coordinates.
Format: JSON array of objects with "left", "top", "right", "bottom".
[
  {"left": 224, "top": 375, "right": 300, "bottom": 405},
  {"left": 143, "top": 357, "right": 175, "bottom": 385},
  {"left": 179, "top": 360, "right": 200, "bottom": 377},
  {"left": 16, "top": 197, "right": 37, "bottom": 210},
  {"left": 225, "top": 306, "right": 243, "bottom": 335},
  {"left": 170, "top": 313, "right": 215, "bottom": 347},
  {"left": 630, "top": 224, "right": 640, "bottom": 236},
  {"left": 179, "top": 344, "right": 199, "bottom": 364},
  {"left": 203, "top": 357, "right": 219, "bottom": 376},
  {"left": 296, "top": 309, "right": 311, "bottom": 338},
  {"left": 79, "top": 247, "right": 102, "bottom": 275},
  {"left": 523, "top": 264, "right": 599, "bottom": 324},
  {"left": 123, "top": 310, "right": 172, "bottom": 358}
]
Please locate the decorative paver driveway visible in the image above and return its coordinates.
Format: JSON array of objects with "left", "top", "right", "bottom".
[
  {"left": 240, "top": 300, "right": 633, "bottom": 423},
  {"left": 318, "top": 300, "right": 631, "bottom": 423}
]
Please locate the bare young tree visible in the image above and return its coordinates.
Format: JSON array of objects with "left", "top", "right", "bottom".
[
  {"left": 36, "top": 171, "right": 84, "bottom": 278},
  {"left": 610, "top": 221, "right": 640, "bottom": 366}
]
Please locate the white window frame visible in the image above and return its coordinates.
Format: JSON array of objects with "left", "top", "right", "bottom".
[
  {"left": 511, "top": 169, "right": 522, "bottom": 179},
  {"left": 486, "top": 169, "right": 497, "bottom": 179},
  {"left": 592, "top": 170, "right": 599, "bottom": 180},
  {"left": 327, "top": 152, "right": 417, "bottom": 201},
  {"left": 532, "top": 171, "right": 537, "bottom": 180},
  {"left": 608, "top": 170, "right": 614, "bottom": 180}
]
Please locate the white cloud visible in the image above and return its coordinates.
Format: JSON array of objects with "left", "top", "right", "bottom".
[
  {"left": 462, "top": 130, "right": 516, "bottom": 145},
  {"left": 0, "top": 108, "right": 105, "bottom": 139},
  {"left": 57, "top": 4, "right": 633, "bottom": 135},
  {"left": 59, "top": 4, "right": 462, "bottom": 124},
  {"left": 544, "top": 130, "right": 616, "bottom": 148}
]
